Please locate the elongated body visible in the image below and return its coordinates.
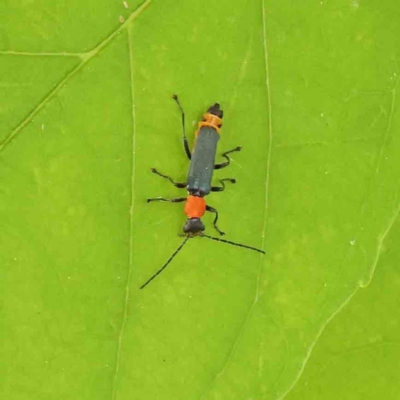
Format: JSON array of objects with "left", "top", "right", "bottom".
[
  {"left": 187, "top": 126, "right": 220, "bottom": 196},
  {"left": 148, "top": 98, "right": 239, "bottom": 236},
  {"left": 140, "top": 95, "right": 265, "bottom": 290},
  {"left": 183, "top": 104, "right": 223, "bottom": 233}
]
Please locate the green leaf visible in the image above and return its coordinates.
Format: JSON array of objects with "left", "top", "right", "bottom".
[
  {"left": 1, "top": 0, "right": 399, "bottom": 399},
  {"left": 284, "top": 216, "right": 400, "bottom": 400}
]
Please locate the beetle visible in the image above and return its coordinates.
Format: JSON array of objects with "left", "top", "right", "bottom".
[{"left": 140, "top": 95, "right": 264, "bottom": 289}]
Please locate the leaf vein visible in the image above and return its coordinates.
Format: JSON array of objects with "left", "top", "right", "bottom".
[
  {"left": 0, "top": 0, "right": 151, "bottom": 153},
  {"left": 198, "top": 1, "right": 273, "bottom": 398},
  {"left": 110, "top": 26, "right": 138, "bottom": 400}
]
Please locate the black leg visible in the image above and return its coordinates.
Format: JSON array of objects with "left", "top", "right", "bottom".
[
  {"left": 214, "top": 146, "right": 242, "bottom": 170},
  {"left": 172, "top": 94, "right": 191, "bottom": 160},
  {"left": 206, "top": 205, "right": 225, "bottom": 236},
  {"left": 147, "top": 197, "right": 186, "bottom": 203},
  {"left": 211, "top": 178, "right": 236, "bottom": 192},
  {"left": 150, "top": 168, "right": 187, "bottom": 188}
]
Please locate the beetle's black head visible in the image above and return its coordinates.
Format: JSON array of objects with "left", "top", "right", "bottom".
[
  {"left": 183, "top": 218, "right": 205, "bottom": 236},
  {"left": 207, "top": 103, "right": 223, "bottom": 119}
]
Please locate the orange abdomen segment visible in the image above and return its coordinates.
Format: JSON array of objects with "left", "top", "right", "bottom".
[{"left": 185, "top": 195, "right": 206, "bottom": 218}]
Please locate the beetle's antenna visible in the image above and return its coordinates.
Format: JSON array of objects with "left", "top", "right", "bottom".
[
  {"left": 200, "top": 233, "right": 265, "bottom": 254},
  {"left": 140, "top": 236, "right": 190, "bottom": 289}
]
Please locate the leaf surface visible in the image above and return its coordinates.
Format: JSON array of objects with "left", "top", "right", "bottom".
[{"left": 1, "top": 0, "right": 399, "bottom": 399}]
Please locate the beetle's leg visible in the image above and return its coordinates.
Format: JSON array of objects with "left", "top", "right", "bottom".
[
  {"left": 150, "top": 168, "right": 186, "bottom": 188},
  {"left": 206, "top": 205, "right": 225, "bottom": 236},
  {"left": 147, "top": 197, "right": 186, "bottom": 203},
  {"left": 211, "top": 178, "right": 236, "bottom": 192},
  {"left": 214, "top": 146, "right": 241, "bottom": 169},
  {"left": 172, "top": 94, "right": 191, "bottom": 160}
]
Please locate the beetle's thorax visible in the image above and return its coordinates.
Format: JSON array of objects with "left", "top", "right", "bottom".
[{"left": 184, "top": 195, "right": 206, "bottom": 219}]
